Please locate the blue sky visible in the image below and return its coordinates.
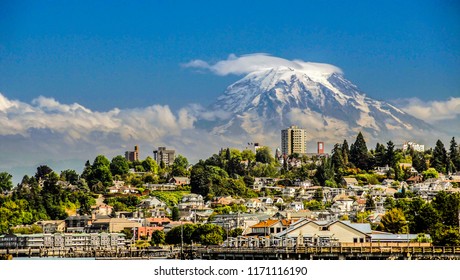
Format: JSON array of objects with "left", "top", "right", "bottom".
[
  {"left": 1, "top": 0, "right": 459, "bottom": 181},
  {"left": 1, "top": 0, "right": 459, "bottom": 110}
]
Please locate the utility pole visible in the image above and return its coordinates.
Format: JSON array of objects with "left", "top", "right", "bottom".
[{"left": 180, "top": 221, "right": 184, "bottom": 260}]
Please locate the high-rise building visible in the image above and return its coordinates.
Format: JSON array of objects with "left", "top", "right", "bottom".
[
  {"left": 125, "top": 145, "right": 139, "bottom": 162},
  {"left": 317, "top": 142, "right": 325, "bottom": 154},
  {"left": 153, "top": 147, "right": 175, "bottom": 166},
  {"left": 281, "top": 125, "right": 308, "bottom": 156}
]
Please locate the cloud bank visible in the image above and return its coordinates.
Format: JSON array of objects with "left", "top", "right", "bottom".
[
  {"left": 183, "top": 53, "right": 343, "bottom": 77},
  {"left": 0, "top": 92, "right": 248, "bottom": 182},
  {"left": 0, "top": 93, "right": 195, "bottom": 141},
  {"left": 399, "top": 97, "right": 460, "bottom": 123}
]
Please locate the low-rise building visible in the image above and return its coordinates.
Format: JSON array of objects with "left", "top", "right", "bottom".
[
  {"left": 0, "top": 233, "right": 127, "bottom": 250},
  {"left": 35, "top": 220, "right": 66, "bottom": 234}
]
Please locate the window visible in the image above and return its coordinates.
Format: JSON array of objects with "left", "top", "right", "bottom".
[
  {"left": 359, "top": 238, "right": 364, "bottom": 243},
  {"left": 353, "top": 238, "right": 358, "bottom": 243}
]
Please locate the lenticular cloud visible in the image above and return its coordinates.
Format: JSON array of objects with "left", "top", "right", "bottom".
[{"left": 182, "top": 53, "right": 343, "bottom": 76}]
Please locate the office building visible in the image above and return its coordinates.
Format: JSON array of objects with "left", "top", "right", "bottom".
[
  {"left": 153, "top": 147, "right": 175, "bottom": 166},
  {"left": 125, "top": 145, "right": 139, "bottom": 162}
]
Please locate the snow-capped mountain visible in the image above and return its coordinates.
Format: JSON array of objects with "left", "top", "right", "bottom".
[{"left": 199, "top": 65, "right": 433, "bottom": 146}]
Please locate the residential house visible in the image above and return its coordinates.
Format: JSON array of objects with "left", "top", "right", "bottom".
[
  {"left": 282, "top": 187, "right": 296, "bottom": 197},
  {"left": 146, "top": 217, "right": 171, "bottom": 227},
  {"left": 293, "top": 179, "right": 312, "bottom": 188},
  {"left": 259, "top": 197, "right": 274, "bottom": 206},
  {"left": 178, "top": 194, "right": 204, "bottom": 210},
  {"left": 253, "top": 177, "right": 278, "bottom": 190},
  {"left": 92, "top": 204, "right": 114, "bottom": 216},
  {"left": 272, "top": 210, "right": 313, "bottom": 220},
  {"left": 248, "top": 219, "right": 293, "bottom": 236},
  {"left": 169, "top": 177, "right": 190, "bottom": 186},
  {"left": 331, "top": 194, "right": 354, "bottom": 214},
  {"left": 287, "top": 201, "right": 304, "bottom": 212},
  {"left": 375, "top": 165, "right": 390, "bottom": 175},
  {"left": 138, "top": 197, "right": 167, "bottom": 209},
  {"left": 211, "top": 196, "right": 239, "bottom": 207},
  {"left": 352, "top": 198, "right": 366, "bottom": 213},
  {"left": 342, "top": 177, "right": 359, "bottom": 188},
  {"left": 143, "top": 183, "right": 178, "bottom": 191},
  {"left": 245, "top": 198, "right": 262, "bottom": 209}
]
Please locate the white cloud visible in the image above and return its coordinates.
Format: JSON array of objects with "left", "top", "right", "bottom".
[
  {"left": 0, "top": 92, "right": 238, "bottom": 181},
  {"left": 185, "top": 104, "right": 231, "bottom": 121},
  {"left": 399, "top": 97, "right": 460, "bottom": 123},
  {"left": 0, "top": 93, "right": 195, "bottom": 141},
  {"left": 182, "top": 53, "right": 343, "bottom": 77}
]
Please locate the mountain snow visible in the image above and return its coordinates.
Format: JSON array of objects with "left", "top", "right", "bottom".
[{"left": 200, "top": 66, "right": 432, "bottom": 146}]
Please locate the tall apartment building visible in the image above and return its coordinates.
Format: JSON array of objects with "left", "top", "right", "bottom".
[
  {"left": 153, "top": 147, "right": 175, "bottom": 166},
  {"left": 281, "top": 125, "right": 308, "bottom": 156},
  {"left": 125, "top": 145, "right": 139, "bottom": 162}
]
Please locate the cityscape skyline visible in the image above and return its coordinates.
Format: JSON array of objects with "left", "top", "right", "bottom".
[{"left": 1, "top": 0, "right": 459, "bottom": 182}]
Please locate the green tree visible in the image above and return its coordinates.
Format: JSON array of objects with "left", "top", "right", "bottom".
[
  {"left": 373, "top": 143, "right": 386, "bottom": 167},
  {"left": 121, "top": 228, "right": 134, "bottom": 240},
  {"left": 383, "top": 197, "right": 396, "bottom": 210},
  {"left": 226, "top": 155, "right": 245, "bottom": 177},
  {"left": 432, "top": 225, "right": 460, "bottom": 246},
  {"left": 241, "top": 149, "right": 256, "bottom": 162},
  {"left": 80, "top": 160, "right": 93, "bottom": 181},
  {"left": 193, "top": 224, "right": 225, "bottom": 245},
  {"left": 190, "top": 162, "right": 229, "bottom": 197},
  {"left": 432, "top": 139, "right": 447, "bottom": 173},
  {"left": 431, "top": 191, "right": 460, "bottom": 227},
  {"left": 229, "top": 228, "right": 243, "bottom": 237},
  {"left": 449, "top": 137, "right": 460, "bottom": 172},
  {"left": 303, "top": 200, "right": 323, "bottom": 210},
  {"left": 313, "top": 188, "right": 324, "bottom": 202},
  {"left": 331, "top": 144, "right": 345, "bottom": 175},
  {"left": 171, "top": 207, "right": 180, "bottom": 221},
  {"left": 0, "top": 172, "right": 13, "bottom": 193},
  {"left": 59, "top": 169, "right": 79, "bottom": 184},
  {"left": 255, "top": 147, "right": 274, "bottom": 164},
  {"left": 110, "top": 155, "right": 130, "bottom": 177},
  {"left": 172, "top": 155, "right": 189, "bottom": 177},
  {"left": 355, "top": 211, "right": 371, "bottom": 223},
  {"left": 142, "top": 156, "right": 159, "bottom": 174},
  {"left": 150, "top": 230, "right": 166, "bottom": 246},
  {"left": 89, "top": 155, "right": 113, "bottom": 190},
  {"left": 379, "top": 208, "right": 408, "bottom": 234},
  {"left": 342, "top": 139, "right": 350, "bottom": 166},
  {"left": 365, "top": 194, "right": 375, "bottom": 211},
  {"left": 165, "top": 224, "right": 198, "bottom": 244},
  {"left": 349, "top": 132, "right": 370, "bottom": 170},
  {"left": 411, "top": 151, "right": 428, "bottom": 173},
  {"left": 412, "top": 203, "right": 439, "bottom": 234},
  {"left": 385, "top": 141, "right": 397, "bottom": 167},
  {"left": 35, "top": 165, "right": 54, "bottom": 181},
  {"left": 422, "top": 168, "right": 439, "bottom": 179},
  {"left": 314, "top": 157, "right": 335, "bottom": 186}
]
